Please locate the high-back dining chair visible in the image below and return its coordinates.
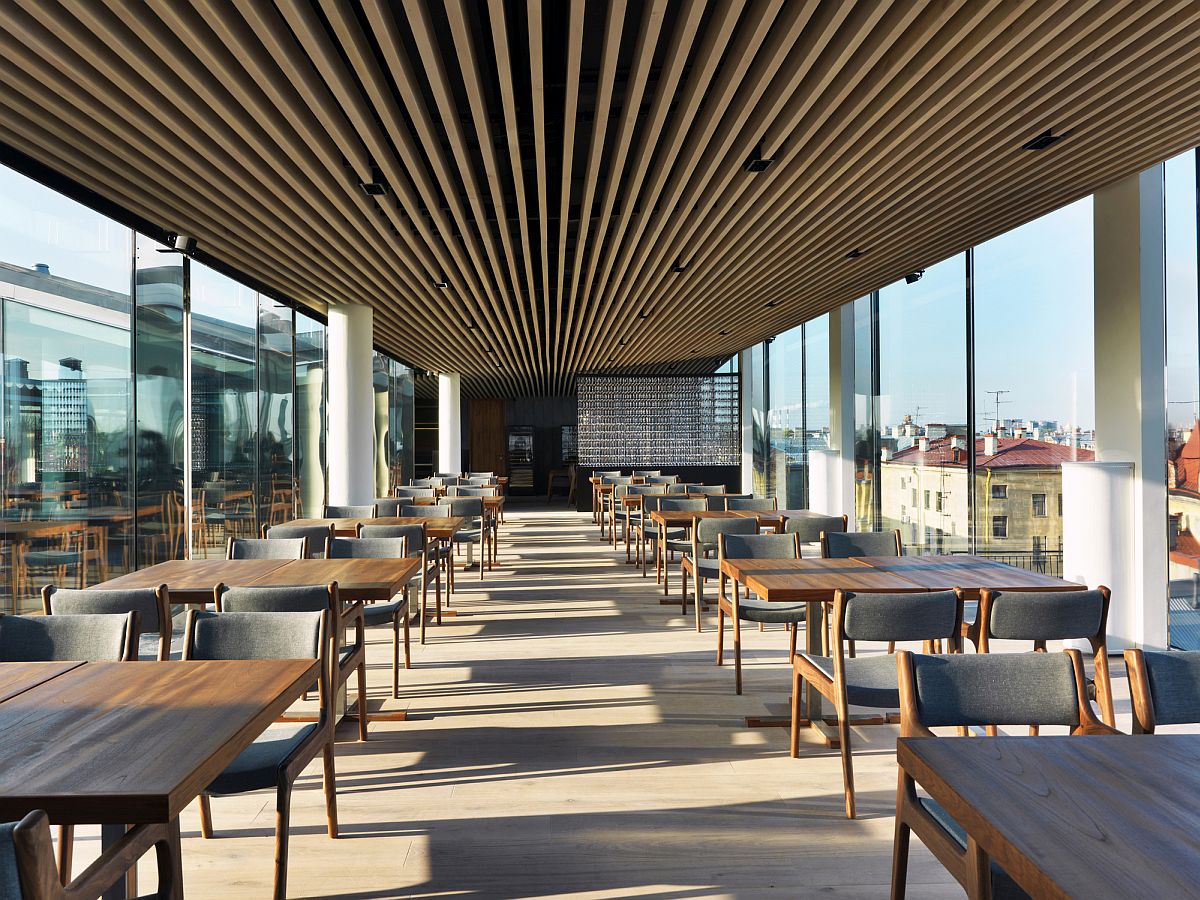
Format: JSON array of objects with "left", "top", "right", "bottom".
[
  {"left": 784, "top": 513, "right": 848, "bottom": 543},
  {"left": 360, "top": 523, "right": 444, "bottom": 643},
  {"left": 323, "top": 505, "right": 376, "bottom": 519},
  {"left": 1124, "top": 648, "right": 1200, "bottom": 733},
  {"left": 228, "top": 537, "right": 307, "bottom": 560},
  {"left": 632, "top": 470, "right": 661, "bottom": 477},
  {"left": 680, "top": 517, "right": 758, "bottom": 631},
  {"left": 821, "top": 528, "right": 901, "bottom": 558},
  {"left": 374, "top": 498, "right": 404, "bottom": 516},
  {"left": 184, "top": 609, "right": 336, "bottom": 900},
  {"left": 891, "top": 649, "right": 1117, "bottom": 899},
  {"left": 649, "top": 498, "right": 706, "bottom": 595},
  {"left": 401, "top": 504, "right": 458, "bottom": 592},
  {"left": 791, "top": 589, "right": 962, "bottom": 818},
  {"left": 688, "top": 484, "right": 726, "bottom": 495},
  {"left": 970, "top": 587, "right": 1115, "bottom": 728},
  {"left": 714, "top": 532, "right": 805, "bottom": 693},
  {"left": 216, "top": 582, "right": 368, "bottom": 742},
  {"left": 0, "top": 612, "right": 138, "bottom": 662},
  {"left": 42, "top": 584, "right": 172, "bottom": 661},
  {"left": 395, "top": 486, "right": 436, "bottom": 498},
  {"left": 443, "top": 496, "right": 489, "bottom": 580},
  {"left": 262, "top": 523, "right": 335, "bottom": 558}
]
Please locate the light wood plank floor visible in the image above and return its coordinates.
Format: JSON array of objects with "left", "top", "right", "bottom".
[{"left": 81, "top": 504, "right": 1135, "bottom": 897}]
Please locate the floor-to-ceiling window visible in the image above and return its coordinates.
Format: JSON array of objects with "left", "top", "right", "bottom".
[
  {"left": 1166, "top": 148, "right": 1200, "bottom": 649},
  {"left": 763, "top": 315, "right": 830, "bottom": 509},
  {"left": 295, "top": 310, "right": 326, "bottom": 517},
  {"left": 257, "top": 296, "right": 294, "bottom": 529}
]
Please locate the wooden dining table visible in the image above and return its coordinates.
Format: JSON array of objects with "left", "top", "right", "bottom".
[
  {"left": 0, "top": 658, "right": 317, "bottom": 900},
  {"left": 896, "top": 734, "right": 1200, "bottom": 899},
  {"left": 288, "top": 514, "right": 466, "bottom": 542},
  {"left": 0, "top": 660, "right": 83, "bottom": 703}
]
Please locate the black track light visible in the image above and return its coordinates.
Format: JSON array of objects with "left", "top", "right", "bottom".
[
  {"left": 744, "top": 141, "right": 774, "bottom": 173},
  {"left": 905, "top": 270, "right": 925, "bottom": 284},
  {"left": 846, "top": 248, "right": 864, "bottom": 259},
  {"left": 1022, "top": 130, "right": 1064, "bottom": 151},
  {"left": 360, "top": 181, "right": 386, "bottom": 196}
]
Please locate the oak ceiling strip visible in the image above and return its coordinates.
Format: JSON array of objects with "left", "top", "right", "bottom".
[
  {"left": 526, "top": 0, "right": 551, "bottom": 374},
  {"left": 553, "top": 0, "right": 585, "bottom": 382},
  {"left": 602, "top": 0, "right": 935, "bottom": 368},
  {"left": 559, "top": 0, "right": 628, "bottom": 385},
  {"left": 687, "top": 0, "right": 1179, "bottom": 338},
  {"left": 486, "top": 0, "right": 544, "bottom": 378},
  {"left": 574, "top": 0, "right": 823, "bottom": 372},
  {"left": 396, "top": 0, "right": 533, "bottom": 379}
]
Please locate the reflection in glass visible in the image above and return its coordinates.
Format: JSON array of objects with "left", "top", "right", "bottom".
[
  {"left": 764, "top": 314, "right": 830, "bottom": 509},
  {"left": 373, "top": 352, "right": 391, "bottom": 498},
  {"left": 258, "top": 296, "right": 294, "bottom": 528},
  {"left": 296, "top": 311, "right": 326, "bottom": 517}
]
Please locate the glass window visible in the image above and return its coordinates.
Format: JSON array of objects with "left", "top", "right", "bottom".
[
  {"left": 878, "top": 255, "right": 969, "bottom": 554},
  {"left": 295, "top": 311, "right": 326, "bottom": 517},
  {"left": 974, "top": 197, "right": 1094, "bottom": 574},
  {"left": 992, "top": 515, "right": 1008, "bottom": 538},
  {"left": 0, "top": 164, "right": 133, "bottom": 611},
  {"left": 1032, "top": 493, "right": 1047, "bottom": 517},
  {"left": 748, "top": 342, "right": 770, "bottom": 496},
  {"left": 258, "top": 297, "right": 294, "bottom": 529},
  {"left": 991, "top": 484, "right": 1007, "bottom": 499}
]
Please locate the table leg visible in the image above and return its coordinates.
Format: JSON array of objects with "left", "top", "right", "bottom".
[{"left": 99, "top": 823, "right": 136, "bottom": 900}]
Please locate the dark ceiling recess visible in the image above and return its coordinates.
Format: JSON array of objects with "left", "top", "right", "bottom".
[{"left": 1, "top": 3, "right": 1199, "bottom": 396}]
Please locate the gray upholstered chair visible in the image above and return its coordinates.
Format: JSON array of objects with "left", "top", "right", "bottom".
[
  {"left": 399, "top": 504, "right": 456, "bottom": 588},
  {"left": 400, "top": 503, "right": 453, "bottom": 517},
  {"left": 42, "top": 584, "right": 172, "bottom": 661},
  {"left": 644, "top": 475, "right": 677, "bottom": 485},
  {"left": 616, "top": 484, "right": 662, "bottom": 562},
  {"left": 184, "top": 609, "right": 336, "bottom": 900},
  {"left": 0, "top": 808, "right": 180, "bottom": 899},
  {"left": 680, "top": 517, "right": 758, "bottom": 631},
  {"left": 688, "top": 484, "right": 726, "bottom": 495},
  {"left": 791, "top": 589, "right": 962, "bottom": 818},
  {"left": 444, "top": 496, "right": 488, "bottom": 581},
  {"left": 360, "top": 523, "right": 444, "bottom": 644},
  {"left": 632, "top": 470, "right": 661, "bottom": 477},
  {"left": 216, "top": 583, "right": 369, "bottom": 742},
  {"left": 891, "top": 649, "right": 1116, "bottom": 899},
  {"left": 647, "top": 498, "right": 706, "bottom": 595},
  {"left": 323, "top": 504, "right": 375, "bottom": 518},
  {"left": 409, "top": 478, "right": 437, "bottom": 488},
  {"left": 374, "top": 497, "right": 404, "bottom": 517},
  {"left": 971, "top": 587, "right": 1115, "bottom": 729},
  {"left": 1124, "top": 648, "right": 1200, "bottom": 733},
  {"left": 466, "top": 471, "right": 495, "bottom": 479},
  {"left": 328, "top": 535, "right": 416, "bottom": 696},
  {"left": 667, "top": 482, "right": 698, "bottom": 494},
  {"left": 449, "top": 485, "right": 497, "bottom": 497},
  {"left": 715, "top": 532, "right": 805, "bottom": 693},
  {"left": 784, "top": 513, "right": 847, "bottom": 542},
  {"left": 395, "top": 486, "right": 436, "bottom": 498},
  {"left": 598, "top": 476, "right": 633, "bottom": 539},
  {"left": 0, "top": 612, "right": 137, "bottom": 662},
  {"left": 592, "top": 470, "right": 622, "bottom": 478},
  {"left": 262, "top": 523, "right": 335, "bottom": 558},
  {"left": 821, "top": 528, "right": 900, "bottom": 558},
  {"left": 228, "top": 537, "right": 307, "bottom": 560},
  {"left": 701, "top": 495, "right": 728, "bottom": 511}
]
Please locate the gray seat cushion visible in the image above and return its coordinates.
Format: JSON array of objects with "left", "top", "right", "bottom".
[
  {"left": 362, "top": 599, "right": 406, "bottom": 627},
  {"left": 737, "top": 597, "right": 807, "bottom": 624},
  {"left": 207, "top": 722, "right": 318, "bottom": 795},
  {"left": 798, "top": 653, "right": 899, "bottom": 709},
  {"left": 0, "top": 820, "right": 20, "bottom": 898},
  {"left": 686, "top": 557, "right": 721, "bottom": 577},
  {"left": 917, "top": 797, "right": 1029, "bottom": 899},
  {"left": 645, "top": 528, "right": 686, "bottom": 541}
]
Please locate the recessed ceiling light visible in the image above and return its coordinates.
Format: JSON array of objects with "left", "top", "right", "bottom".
[
  {"left": 764, "top": 300, "right": 779, "bottom": 308},
  {"left": 719, "top": 330, "right": 729, "bottom": 336},
  {"left": 1022, "top": 130, "right": 1063, "bottom": 151},
  {"left": 671, "top": 259, "right": 687, "bottom": 273},
  {"left": 434, "top": 278, "right": 448, "bottom": 288},
  {"left": 638, "top": 310, "right": 650, "bottom": 319},
  {"left": 360, "top": 181, "right": 386, "bottom": 196},
  {"left": 744, "top": 141, "right": 774, "bottom": 173}
]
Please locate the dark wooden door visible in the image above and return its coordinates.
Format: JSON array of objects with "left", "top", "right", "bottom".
[{"left": 469, "top": 398, "right": 507, "bottom": 475}]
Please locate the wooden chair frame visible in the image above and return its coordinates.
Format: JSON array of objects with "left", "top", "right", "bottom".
[
  {"left": 792, "top": 588, "right": 963, "bottom": 819},
  {"left": 183, "top": 608, "right": 337, "bottom": 900},
  {"left": 890, "top": 648, "right": 1118, "bottom": 899}
]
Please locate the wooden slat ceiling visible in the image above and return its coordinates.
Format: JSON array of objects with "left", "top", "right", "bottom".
[{"left": 1, "top": 1, "right": 1199, "bottom": 397}]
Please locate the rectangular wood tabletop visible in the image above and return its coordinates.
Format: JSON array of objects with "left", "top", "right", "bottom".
[
  {"left": 719, "top": 557, "right": 925, "bottom": 601},
  {"left": 896, "top": 734, "right": 1200, "bottom": 899},
  {"left": 0, "top": 661, "right": 83, "bottom": 704},
  {"left": 0, "top": 659, "right": 318, "bottom": 824},
  {"left": 91, "top": 558, "right": 294, "bottom": 604},
  {"left": 854, "top": 554, "right": 1084, "bottom": 594},
  {"left": 249, "top": 556, "right": 421, "bottom": 602},
  {"left": 650, "top": 509, "right": 738, "bottom": 526},
  {"left": 288, "top": 515, "right": 465, "bottom": 540}
]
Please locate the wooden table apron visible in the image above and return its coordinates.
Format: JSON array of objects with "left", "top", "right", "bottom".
[{"left": 896, "top": 734, "right": 1200, "bottom": 899}]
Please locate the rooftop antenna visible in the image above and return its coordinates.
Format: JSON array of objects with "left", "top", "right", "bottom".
[{"left": 985, "top": 389, "right": 1010, "bottom": 431}]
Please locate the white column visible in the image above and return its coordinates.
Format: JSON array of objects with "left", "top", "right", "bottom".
[
  {"left": 438, "top": 372, "right": 462, "bottom": 474},
  {"left": 327, "top": 304, "right": 375, "bottom": 505},
  {"left": 739, "top": 349, "right": 754, "bottom": 493},
  {"left": 1087, "top": 166, "right": 1168, "bottom": 649},
  {"left": 825, "top": 302, "right": 857, "bottom": 519}
]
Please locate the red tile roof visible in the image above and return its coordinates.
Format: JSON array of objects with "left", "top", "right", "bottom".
[
  {"left": 888, "top": 435, "right": 1094, "bottom": 469},
  {"left": 1171, "top": 425, "right": 1200, "bottom": 494}
]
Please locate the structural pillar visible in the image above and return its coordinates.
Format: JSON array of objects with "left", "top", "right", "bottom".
[
  {"left": 327, "top": 304, "right": 375, "bottom": 505},
  {"left": 1069, "top": 166, "right": 1168, "bottom": 649},
  {"left": 813, "top": 302, "right": 856, "bottom": 519},
  {"left": 438, "top": 372, "right": 462, "bottom": 474}
]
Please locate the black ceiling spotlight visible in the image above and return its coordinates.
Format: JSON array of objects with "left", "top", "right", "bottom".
[
  {"left": 764, "top": 299, "right": 779, "bottom": 308},
  {"left": 433, "top": 276, "right": 448, "bottom": 288},
  {"left": 162, "top": 233, "right": 197, "bottom": 254},
  {"left": 637, "top": 309, "right": 650, "bottom": 319},
  {"left": 745, "top": 141, "right": 775, "bottom": 173},
  {"left": 718, "top": 330, "right": 729, "bottom": 336},
  {"left": 671, "top": 258, "right": 687, "bottom": 273},
  {"left": 359, "top": 180, "right": 386, "bottom": 196},
  {"left": 846, "top": 248, "right": 865, "bottom": 259},
  {"left": 619, "top": 337, "right": 627, "bottom": 346},
  {"left": 905, "top": 269, "right": 925, "bottom": 284},
  {"left": 1022, "top": 130, "right": 1064, "bottom": 151}
]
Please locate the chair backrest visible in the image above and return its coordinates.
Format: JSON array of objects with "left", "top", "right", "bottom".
[
  {"left": 659, "top": 498, "right": 706, "bottom": 511},
  {"left": 445, "top": 497, "right": 483, "bottom": 519},
  {"left": 468, "top": 471, "right": 494, "bottom": 478},
  {"left": 0, "top": 612, "right": 137, "bottom": 662},
  {"left": 626, "top": 484, "right": 660, "bottom": 496},
  {"left": 695, "top": 516, "right": 758, "bottom": 546},
  {"left": 668, "top": 482, "right": 698, "bottom": 493},
  {"left": 725, "top": 497, "right": 778, "bottom": 511},
  {"left": 395, "top": 486, "right": 436, "bottom": 498},
  {"left": 688, "top": 484, "right": 726, "bottom": 495},
  {"left": 899, "top": 650, "right": 1090, "bottom": 730},
  {"left": 323, "top": 504, "right": 376, "bottom": 518},
  {"left": 632, "top": 470, "right": 661, "bottom": 477},
  {"left": 410, "top": 478, "right": 436, "bottom": 487},
  {"left": 719, "top": 532, "right": 801, "bottom": 559},
  {"left": 702, "top": 495, "right": 727, "bottom": 510},
  {"left": 374, "top": 498, "right": 404, "bottom": 517},
  {"left": 400, "top": 504, "right": 453, "bottom": 518},
  {"left": 463, "top": 477, "right": 496, "bottom": 486},
  {"left": 359, "top": 523, "right": 425, "bottom": 556},
  {"left": 263, "top": 523, "right": 334, "bottom": 556},
  {"left": 42, "top": 585, "right": 169, "bottom": 660},
  {"left": 185, "top": 608, "right": 326, "bottom": 662},
  {"left": 593, "top": 471, "right": 622, "bottom": 479},
  {"left": 836, "top": 590, "right": 961, "bottom": 644},
  {"left": 327, "top": 536, "right": 407, "bottom": 559},
  {"left": 980, "top": 587, "right": 1109, "bottom": 646},
  {"left": 786, "top": 514, "right": 847, "bottom": 542},
  {"left": 216, "top": 583, "right": 335, "bottom": 619},
  {"left": 228, "top": 537, "right": 307, "bottom": 560},
  {"left": 822, "top": 529, "right": 901, "bottom": 558},
  {"left": 601, "top": 475, "right": 633, "bottom": 485},
  {"left": 1125, "top": 649, "right": 1200, "bottom": 731},
  {"left": 451, "top": 486, "right": 497, "bottom": 497}
]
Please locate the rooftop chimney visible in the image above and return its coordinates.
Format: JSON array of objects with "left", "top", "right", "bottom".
[
  {"left": 984, "top": 433, "right": 998, "bottom": 456},
  {"left": 918, "top": 437, "right": 929, "bottom": 452},
  {"left": 33, "top": 263, "right": 49, "bottom": 274},
  {"left": 880, "top": 446, "right": 892, "bottom": 462},
  {"left": 1014, "top": 426, "right": 1025, "bottom": 439},
  {"left": 949, "top": 435, "right": 961, "bottom": 450}
]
